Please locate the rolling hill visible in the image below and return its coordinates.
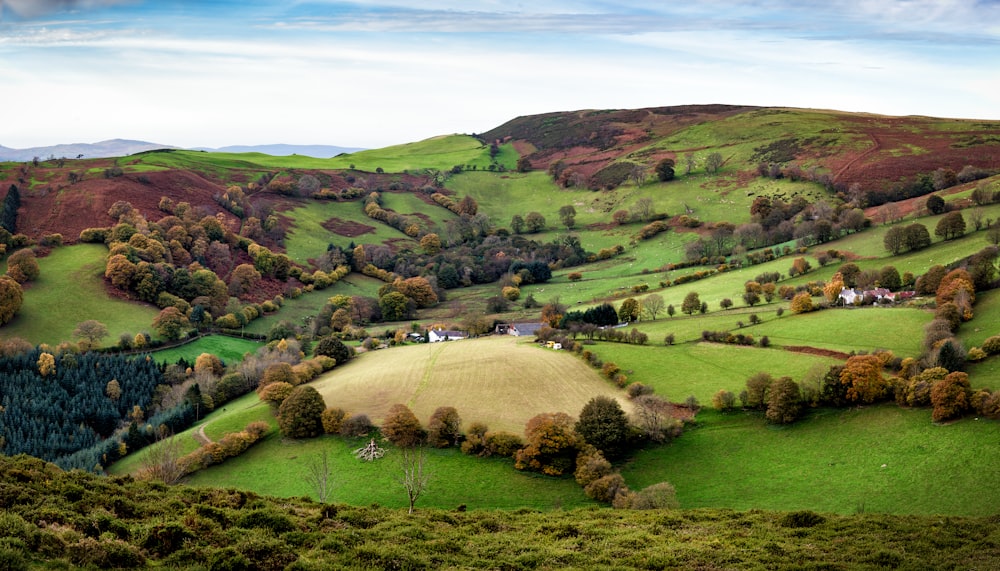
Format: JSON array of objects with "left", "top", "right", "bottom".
[{"left": 1, "top": 104, "right": 999, "bottom": 524}]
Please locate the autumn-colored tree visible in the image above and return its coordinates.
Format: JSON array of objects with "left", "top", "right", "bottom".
[
  {"left": 321, "top": 407, "right": 348, "bottom": 434},
  {"left": 618, "top": 298, "right": 641, "bottom": 323},
  {"left": 681, "top": 291, "right": 701, "bottom": 315},
  {"left": 840, "top": 355, "right": 887, "bottom": 404},
  {"left": 152, "top": 306, "right": 191, "bottom": 341},
  {"left": 574, "top": 447, "right": 613, "bottom": 488},
  {"left": 744, "top": 371, "right": 773, "bottom": 409},
  {"left": 789, "top": 257, "right": 811, "bottom": 277},
  {"left": 540, "top": 302, "right": 565, "bottom": 328},
  {"left": 712, "top": 389, "right": 736, "bottom": 411},
  {"left": 277, "top": 386, "right": 326, "bottom": 438},
  {"left": 37, "top": 352, "right": 56, "bottom": 376},
  {"left": 934, "top": 211, "right": 966, "bottom": 240},
  {"left": 0, "top": 276, "right": 23, "bottom": 326},
  {"left": 427, "top": 406, "right": 462, "bottom": 448},
  {"left": 191, "top": 353, "right": 223, "bottom": 377},
  {"left": 419, "top": 233, "right": 441, "bottom": 255},
  {"left": 824, "top": 273, "right": 845, "bottom": 303},
  {"left": 514, "top": 412, "right": 581, "bottom": 476},
  {"left": 930, "top": 372, "right": 971, "bottom": 422},
  {"left": 259, "top": 381, "right": 294, "bottom": 406},
  {"left": 72, "top": 320, "right": 109, "bottom": 349},
  {"left": 936, "top": 269, "right": 975, "bottom": 320},
  {"left": 228, "top": 263, "right": 262, "bottom": 297},
  {"left": 574, "top": 396, "right": 630, "bottom": 458},
  {"left": 456, "top": 195, "right": 478, "bottom": 216},
  {"left": 765, "top": 376, "right": 802, "bottom": 424},
  {"left": 5, "top": 248, "right": 39, "bottom": 283},
  {"left": 790, "top": 292, "right": 814, "bottom": 314},
  {"left": 381, "top": 403, "right": 426, "bottom": 448},
  {"left": 258, "top": 362, "right": 297, "bottom": 392}
]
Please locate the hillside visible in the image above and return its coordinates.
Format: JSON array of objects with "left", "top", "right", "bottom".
[
  {"left": 1, "top": 104, "right": 999, "bottom": 524},
  {"left": 2, "top": 454, "right": 998, "bottom": 570}
]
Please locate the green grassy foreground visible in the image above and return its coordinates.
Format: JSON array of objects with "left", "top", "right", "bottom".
[
  {"left": 622, "top": 406, "right": 1000, "bottom": 516},
  {"left": 3, "top": 455, "right": 998, "bottom": 570}
]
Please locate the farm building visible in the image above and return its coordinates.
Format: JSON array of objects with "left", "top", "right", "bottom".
[
  {"left": 428, "top": 329, "right": 466, "bottom": 343},
  {"left": 496, "top": 322, "right": 546, "bottom": 337}
]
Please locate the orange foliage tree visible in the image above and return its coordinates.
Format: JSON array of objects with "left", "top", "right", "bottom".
[
  {"left": 930, "top": 372, "right": 971, "bottom": 422},
  {"left": 514, "top": 412, "right": 581, "bottom": 476},
  {"left": 839, "top": 354, "right": 888, "bottom": 404}
]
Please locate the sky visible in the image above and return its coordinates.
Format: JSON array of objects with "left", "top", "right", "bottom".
[{"left": 1, "top": 0, "right": 999, "bottom": 149}]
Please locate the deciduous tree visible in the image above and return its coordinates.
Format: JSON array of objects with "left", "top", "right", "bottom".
[
  {"left": 642, "top": 293, "right": 665, "bottom": 320},
  {"left": 574, "top": 396, "right": 630, "bottom": 458},
  {"left": 382, "top": 403, "right": 426, "bottom": 448},
  {"left": 0, "top": 276, "right": 23, "bottom": 326},
  {"left": 840, "top": 355, "right": 887, "bottom": 404},
  {"left": 681, "top": 291, "right": 701, "bottom": 315},
  {"left": 765, "top": 376, "right": 802, "bottom": 424},
  {"left": 618, "top": 298, "right": 640, "bottom": 323},
  {"left": 277, "top": 386, "right": 326, "bottom": 438},
  {"left": 427, "top": 406, "right": 462, "bottom": 448},
  {"left": 655, "top": 158, "right": 675, "bottom": 181},
  {"left": 73, "top": 320, "right": 109, "bottom": 349},
  {"left": 152, "top": 307, "right": 190, "bottom": 341},
  {"left": 5, "top": 248, "right": 39, "bottom": 283},
  {"left": 514, "top": 412, "right": 580, "bottom": 476},
  {"left": 931, "top": 372, "right": 971, "bottom": 422}
]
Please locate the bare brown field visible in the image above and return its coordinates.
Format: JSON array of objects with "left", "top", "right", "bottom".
[{"left": 311, "top": 336, "right": 632, "bottom": 433}]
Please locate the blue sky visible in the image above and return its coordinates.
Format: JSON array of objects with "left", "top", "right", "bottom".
[{"left": 1, "top": 0, "right": 998, "bottom": 149}]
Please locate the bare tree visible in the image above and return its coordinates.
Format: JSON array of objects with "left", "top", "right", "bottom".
[
  {"left": 705, "top": 152, "right": 724, "bottom": 174},
  {"left": 683, "top": 152, "right": 696, "bottom": 175},
  {"left": 642, "top": 293, "right": 665, "bottom": 320},
  {"left": 629, "top": 163, "right": 647, "bottom": 187},
  {"left": 304, "top": 450, "right": 335, "bottom": 502},
  {"left": 137, "top": 429, "right": 185, "bottom": 485},
  {"left": 398, "top": 446, "right": 430, "bottom": 514},
  {"left": 631, "top": 197, "right": 655, "bottom": 222}
]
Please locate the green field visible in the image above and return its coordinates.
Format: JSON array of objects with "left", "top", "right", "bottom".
[
  {"left": 150, "top": 334, "right": 264, "bottom": 366},
  {"left": 0, "top": 244, "right": 160, "bottom": 346},
  {"left": 621, "top": 406, "right": 1000, "bottom": 516},
  {"left": 591, "top": 341, "right": 840, "bottom": 403}
]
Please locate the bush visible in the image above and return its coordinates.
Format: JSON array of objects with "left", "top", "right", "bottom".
[
  {"left": 482, "top": 431, "right": 523, "bottom": 457},
  {"left": 982, "top": 335, "right": 1000, "bottom": 355},
  {"left": 780, "top": 510, "right": 826, "bottom": 528},
  {"left": 628, "top": 482, "right": 679, "bottom": 510},
  {"left": 321, "top": 407, "right": 348, "bottom": 434},
  {"left": 340, "top": 413, "right": 374, "bottom": 437}
]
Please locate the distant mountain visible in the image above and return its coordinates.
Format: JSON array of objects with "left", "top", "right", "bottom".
[
  {"left": 0, "top": 139, "right": 177, "bottom": 161},
  {"left": 192, "top": 144, "right": 364, "bottom": 158},
  {"left": 0, "top": 141, "right": 364, "bottom": 162}
]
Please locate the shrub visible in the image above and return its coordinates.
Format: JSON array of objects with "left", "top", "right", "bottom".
[
  {"left": 340, "top": 413, "right": 374, "bottom": 437},
  {"left": 482, "top": 431, "right": 523, "bottom": 457},
  {"left": 982, "top": 335, "right": 1000, "bottom": 355},
  {"left": 321, "top": 407, "right": 348, "bottom": 434},
  {"left": 780, "top": 510, "right": 826, "bottom": 528},
  {"left": 584, "top": 473, "right": 628, "bottom": 504},
  {"left": 628, "top": 482, "right": 679, "bottom": 510},
  {"left": 711, "top": 389, "right": 736, "bottom": 411}
]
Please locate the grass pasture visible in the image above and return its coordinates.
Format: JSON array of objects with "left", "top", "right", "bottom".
[
  {"left": 0, "top": 244, "right": 159, "bottom": 346},
  {"left": 312, "top": 336, "right": 631, "bottom": 434},
  {"left": 280, "top": 200, "right": 413, "bottom": 263},
  {"left": 150, "top": 334, "right": 263, "bottom": 366},
  {"left": 621, "top": 406, "right": 1000, "bottom": 516},
  {"left": 591, "top": 341, "right": 840, "bottom": 403},
  {"left": 183, "top": 433, "right": 592, "bottom": 510},
  {"left": 327, "top": 135, "right": 512, "bottom": 172}
]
